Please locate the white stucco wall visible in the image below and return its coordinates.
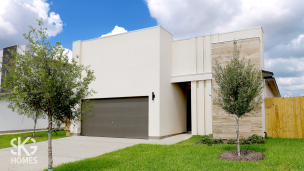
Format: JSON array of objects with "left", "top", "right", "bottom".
[
  {"left": 159, "top": 27, "right": 186, "bottom": 136},
  {"left": 0, "top": 45, "right": 48, "bottom": 132},
  {"left": 72, "top": 26, "right": 266, "bottom": 138},
  {"left": 171, "top": 27, "right": 264, "bottom": 136},
  {"left": 0, "top": 100, "right": 48, "bottom": 132},
  {"left": 17, "top": 44, "right": 29, "bottom": 55},
  {"left": 265, "top": 83, "right": 275, "bottom": 98},
  {"left": 73, "top": 26, "right": 164, "bottom": 137},
  {"left": 0, "top": 49, "right": 2, "bottom": 86},
  {"left": 172, "top": 39, "right": 191, "bottom": 76},
  {"left": 171, "top": 35, "right": 213, "bottom": 136}
]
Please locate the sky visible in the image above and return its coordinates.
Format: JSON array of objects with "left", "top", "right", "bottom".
[{"left": 0, "top": 0, "right": 303, "bottom": 97}]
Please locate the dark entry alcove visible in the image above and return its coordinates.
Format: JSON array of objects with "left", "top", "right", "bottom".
[{"left": 186, "top": 84, "right": 191, "bottom": 133}]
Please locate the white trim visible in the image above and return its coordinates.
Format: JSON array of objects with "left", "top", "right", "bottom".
[
  {"left": 173, "top": 27, "right": 263, "bottom": 42},
  {"left": 171, "top": 73, "right": 212, "bottom": 83},
  {"left": 211, "top": 36, "right": 260, "bottom": 44},
  {"left": 158, "top": 26, "right": 174, "bottom": 36},
  {"left": 214, "top": 26, "right": 263, "bottom": 35},
  {"left": 171, "top": 72, "right": 212, "bottom": 78},
  {"left": 74, "top": 26, "right": 170, "bottom": 43}
]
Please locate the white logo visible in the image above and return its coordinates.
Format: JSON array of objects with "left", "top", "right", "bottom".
[{"left": 10, "top": 137, "right": 38, "bottom": 164}]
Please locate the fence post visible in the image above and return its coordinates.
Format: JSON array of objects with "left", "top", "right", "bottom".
[
  {"left": 282, "top": 97, "right": 287, "bottom": 138},
  {"left": 278, "top": 98, "right": 283, "bottom": 137},
  {"left": 292, "top": 97, "right": 296, "bottom": 138},
  {"left": 287, "top": 97, "right": 291, "bottom": 138},
  {"left": 300, "top": 96, "right": 304, "bottom": 138},
  {"left": 296, "top": 97, "right": 302, "bottom": 138},
  {"left": 269, "top": 98, "right": 274, "bottom": 137},
  {"left": 265, "top": 98, "right": 269, "bottom": 136},
  {"left": 265, "top": 96, "right": 303, "bottom": 139}
]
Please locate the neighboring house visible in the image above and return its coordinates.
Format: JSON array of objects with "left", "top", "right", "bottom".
[
  {"left": 0, "top": 45, "right": 48, "bottom": 133},
  {"left": 70, "top": 26, "right": 280, "bottom": 139},
  {"left": 263, "top": 70, "right": 281, "bottom": 98}
]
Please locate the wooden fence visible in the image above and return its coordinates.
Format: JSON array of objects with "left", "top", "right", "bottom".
[{"left": 265, "top": 97, "right": 304, "bottom": 138}]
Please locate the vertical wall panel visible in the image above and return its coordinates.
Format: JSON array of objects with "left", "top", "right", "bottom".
[
  {"left": 197, "top": 80, "right": 205, "bottom": 135},
  {"left": 196, "top": 37, "right": 204, "bottom": 73},
  {"left": 204, "top": 35, "right": 211, "bottom": 73},
  {"left": 190, "top": 38, "right": 197, "bottom": 74},
  {"left": 191, "top": 81, "right": 198, "bottom": 135},
  {"left": 205, "top": 79, "right": 212, "bottom": 135}
]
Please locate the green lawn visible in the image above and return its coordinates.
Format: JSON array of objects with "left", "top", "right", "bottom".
[
  {"left": 49, "top": 136, "right": 304, "bottom": 171},
  {"left": 0, "top": 130, "right": 67, "bottom": 149}
]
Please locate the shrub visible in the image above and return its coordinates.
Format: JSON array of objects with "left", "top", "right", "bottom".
[
  {"left": 227, "top": 138, "right": 235, "bottom": 144},
  {"left": 239, "top": 134, "right": 265, "bottom": 145},
  {"left": 247, "top": 134, "right": 265, "bottom": 144},
  {"left": 226, "top": 134, "right": 265, "bottom": 145},
  {"left": 199, "top": 135, "right": 224, "bottom": 146}
]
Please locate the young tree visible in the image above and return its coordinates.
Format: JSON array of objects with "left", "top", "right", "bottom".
[
  {"left": 28, "top": 110, "right": 46, "bottom": 137},
  {"left": 213, "top": 40, "right": 263, "bottom": 156},
  {"left": 0, "top": 19, "right": 96, "bottom": 171}
]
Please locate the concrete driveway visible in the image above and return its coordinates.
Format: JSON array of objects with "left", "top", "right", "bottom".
[{"left": 0, "top": 134, "right": 191, "bottom": 171}]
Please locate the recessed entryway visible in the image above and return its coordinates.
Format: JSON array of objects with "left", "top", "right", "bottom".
[{"left": 186, "top": 84, "right": 192, "bottom": 133}]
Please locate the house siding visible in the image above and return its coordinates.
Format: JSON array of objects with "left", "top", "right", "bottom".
[{"left": 211, "top": 37, "right": 263, "bottom": 139}]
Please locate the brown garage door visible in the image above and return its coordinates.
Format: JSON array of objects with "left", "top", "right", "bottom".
[{"left": 82, "top": 97, "right": 148, "bottom": 139}]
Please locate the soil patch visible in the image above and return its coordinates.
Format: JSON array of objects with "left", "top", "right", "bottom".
[
  {"left": 219, "top": 149, "right": 265, "bottom": 161},
  {"left": 22, "top": 135, "right": 42, "bottom": 138}
]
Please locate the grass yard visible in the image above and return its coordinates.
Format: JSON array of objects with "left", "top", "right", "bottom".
[
  {"left": 49, "top": 136, "right": 304, "bottom": 171},
  {"left": 0, "top": 130, "right": 67, "bottom": 149}
]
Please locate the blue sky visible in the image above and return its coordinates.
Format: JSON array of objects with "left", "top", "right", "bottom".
[
  {"left": 48, "top": 0, "right": 157, "bottom": 50},
  {"left": 0, "top": 0, "right": 303, "bottom": 97}
]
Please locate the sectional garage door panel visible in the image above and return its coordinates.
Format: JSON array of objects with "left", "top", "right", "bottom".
[{"left": 82, "top": 97, "right": 148, "bottom": 139}]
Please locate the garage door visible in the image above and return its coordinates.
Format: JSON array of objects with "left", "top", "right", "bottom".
[{"left": 82, "top": 97, "right": 148, "bottom": 139}]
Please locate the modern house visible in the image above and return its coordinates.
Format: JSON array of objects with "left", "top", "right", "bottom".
[
  {"left": 0, "top": 45, "right": 48, "bottom": 133},
  {"left": 0, "top": 26, "right": 280, "bottom": 138},
  {"left": 71, "top": 26, "right": 280, "bottom": 139}
]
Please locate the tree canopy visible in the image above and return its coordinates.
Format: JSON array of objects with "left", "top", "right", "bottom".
[
  {"left": 213, "top": 40, "right": 263, "bottom": 118},
  {"left": 0, "top": 19, "right": 96, "bottom": 170},
  {"left": 213, "top": 40, "right": 264, "bottom": 156},
  {"left": 0, "top": 19, "right": 96, "bottom": 123}
]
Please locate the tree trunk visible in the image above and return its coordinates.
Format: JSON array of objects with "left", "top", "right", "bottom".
[
  {"left": 237, "top": 117, "right": 241, "bottom": 156},
  {"left": 33, "top": 118, "right": 37, "bottom": 136},
  {"left": 65, "top": 118, "right": 71, "bottom": 136},
  {"left": 48, "top": 117, "right": 53, "bottom": 171}
]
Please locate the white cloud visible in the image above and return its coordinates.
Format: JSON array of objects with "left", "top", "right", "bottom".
[
  {"left": 145, "top": 0, "right": 304, "bottom": 97},
  {"left": 63, "top": 48, "right": 72, "bottom": 63},
  {"left": 101, "top": 26, "right": 127, "bottom": 37},
  {"left": 265, "top": 58, "right": 304, "bottom": 73},
  {"left": 0, "top": 0, "right": 63, "bottom": 49},
  {"left": 266, "top": 34, "right": 304, "bottom": 59},
  {"left": 145, "top": 0, "right": 304, "bottom": 49},
  {"left": 265, "top": 57, "right": 304, "bottom": 97}
]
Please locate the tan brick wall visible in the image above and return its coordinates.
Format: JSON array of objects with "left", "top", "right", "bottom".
[{"left": 211, "top": 37, "right": 263, "bottom": 139}]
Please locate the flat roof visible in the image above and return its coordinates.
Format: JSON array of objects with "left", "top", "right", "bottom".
[
  {"left": 74, "top": 25, "right": 173, "bottom": 43},
  {"left": 173, "top": 26, "right": 263, "bottom": 42},
  {"left": 74, "top": 25, "right": 263, "bottom": 43}
]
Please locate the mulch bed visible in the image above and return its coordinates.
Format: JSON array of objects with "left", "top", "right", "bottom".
[
  {"left": 22, "top": 135, "right": 42, "bottom": 138},
  {"left": 219, "top": 149, "right": 265, "bottom": 161}
]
